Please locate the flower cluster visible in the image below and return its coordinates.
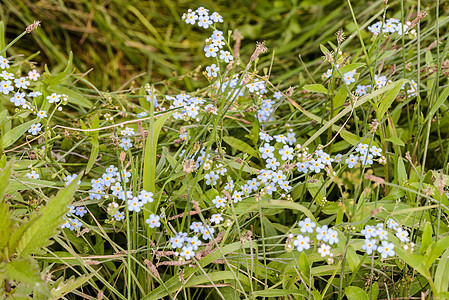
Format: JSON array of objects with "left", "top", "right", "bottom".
[
  {"left": 286, "top": 218, "right": 339, "bottom": 260},
  {"left": 361, "top": 218, "right": 411, "bottom": 258},
  {"left": 367, "top": 18, "right": 412, "bottom": 36}
]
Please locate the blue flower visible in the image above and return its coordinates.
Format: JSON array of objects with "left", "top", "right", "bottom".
[
  {"left": 266, "top": 158, "right": 280, "bottom": 170},
  {"left": 386, "top": 218, "right": 399, "bottom": 230},
  {"left": 119, "top": 138, "right": 133, "bottom": 151},
  {"left": 0, "top": 80, "right": 14, "bottom": 95},
  {"left": 345, "top": 154, "right": 359, "bottom": 168},
  {"left": 37, "top": 110, "right": 47, "bottom": 119},
  {"left": 395, "top": 228, "right": 410, "bottom": 243},
  {"left": 10, "top": 92, "right": 26, "bottom": 106},
  {"left": 198, "top": 15, "right": 212, "bottom": 29},
  {"left": 362, "top": 239, "right": 377, "bottom": 255},
  {"left": 273, "top": 91, "right": 283, "bottom": 100},
  {"left": 355, "top": 85, "right": 370, "bottom": 96},
  {"left": 204, "top": 45, "right": 219, "bottom": 57},
  {"left": 201, "top": 226, "right": 215, "bottom": 240},
  {"left": 298, "top": 218, "right": 316, "bottom": 234},
  {"left": 309, "top": 159, "right": 325, "bottom": 173},
  {"left": 0, "top": 71, "right": 14, "bottom": 80},
  {"left": 232, "top": 191, "right": 243, "bottom": 203},
  {"left": 26, "top": 170, "right": 40, "bottom": 179},
  {"left": 127, "top": 197, "right": 143, "bottom": 212},
  {"left": 259, "top": 143, "right": 275, "bottom": 159},
  {"left": 219, "top": 50, "right": 233, "bottom": 63},
  {"left": 170, "top": 235, "right": 185, "bottom": 249},
  {"left": 343, "top": 72, "right": 356, "bottom": 85},
  {"left": 374, "top": 75, "right": 387, "bottom": 88},
  {"left": 14, "top": 77, "right": 30, "bottom": 89},
  {"left": 205, "top": 64, "right": 218, "bottom": 78},
  {"left": 210, "top": 213, "right": 224, "bottom": 225},
  {"left": 316, "top": 225, "right": 329, "bottom": 241},
  {"left": 114, "top": 211, "right": 125, "bottom": 221},
  {"left": 75, "top": 206, "right": 87, "bottom": 217},
  {"left": 210, "top": 12, "right": 223, "bottom": 23},
  {"left": 145, "top": 214, "right": 161, "bottom": 228},
  {"left": 47, "top": 93, "right": 61, "bottom": 104},
  {"left": 325, "top": 229, "right": 339, "bottom": 245},
  {"left": 28, "top": 123, "right": 42, "bottom": 135},
  {"left": 65, "top": 174, "right": 81, "bottom": 186},
  {"left": 377, "top": 241, "right": 395, "bottom": 258},
  {"left": 259, "top": 132, "right": 273, "bottom": 142},
  {"left": 0, "top": 56, "right": 10, "bottom": 69},
  {"left": 184, "top": 11, "right": 198, "bottom": 25},
  {"left": 190, "top": 222, "right": 204, "bottom": 233},
  {"left": 212, "top": 195, "right": 226, "bottom": 208},
  {"left": 361, "top": 225, "right": 378, "bottom": 239},
  {"left": 296, "top": 161, "right": 310, "bottom": 174},
  {"left": 293, "top": 235, "right": 311, "bottom": 252},
  {"left": 279, "top": 145, "right": 294, "bottom": 161},
  {"left": 138, "top": 190, "right": 154, "bottom": 204},
  {"left": 187, "top": 236, "right": 202, "bottom": 250},
  {"left": 180, "top": 246, "right": 195, "bottom": 260}
]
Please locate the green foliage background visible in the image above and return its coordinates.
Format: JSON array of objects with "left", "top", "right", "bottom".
[{"left": 2, "top": 0, "right": 441, "bottom": 90}]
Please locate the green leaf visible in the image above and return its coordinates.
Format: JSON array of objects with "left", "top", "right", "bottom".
[
  {"left": 53, "top": 87, "right": 92, "bottom": 109},
  {"left": 370, "top": 282, "right": 379, "bottom": 300},
  {"left": 333, "top": 86, "right": 347, "bottom": 110},
  {"left": 252, "top": 289, "right": 307, "bottom": 297},
  {"left": 425, "top": 236, "right": 449, "bottom": 268},
  {"left": 0, "top": 159, "right": 13, "bottom": 198},
  {"left": 419, "top": 222, "right": 433, "bottom": 255},
  {"left": 396, "top": 156, "right": 407, "bottom": 185},
  {"left": 338, "top": 63, "right": 365, "bottom": 75},
  {"left": 345, "top": 286, "right": 368, "bottom": 300},
  {"left": 427, "top": 86, "right": 449, "bottom": 119},
  {"left": 3, "top": 258, "right": 48, "bottom": 295},
  {"left": 1, "top": 119, "right": 36, "bottom": 149},
  {"left": 303, "top": 84, "right": 328, "bottom": 94},
  {"left": 223, "top": 136, "right": 258, "bottom": 158},
  {"left": 16, "top": 174, "right": 80, "bottom": 257},
  {"left": 144, "top": 111, "right": 173, "bottom": 213},
  {"left": 435, "top": 248, "right": 449, "bottom": 294},
  {"left": 340, "top": 131, "right": 360, "bottom": 146},
  {"left": 376, "top": 80, "right": 404, "bottom": 120},
  {"left": 299, "top": 251, "right": 311, "bottom": 278},
  {"left": 386, "top": 137, "right": 405, "bottom": 146},
  {"left": 50, "top": 273, "right": 96, "bottom": 299}
]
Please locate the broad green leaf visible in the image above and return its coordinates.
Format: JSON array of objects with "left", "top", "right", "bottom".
[
  {"left": 370, "top": 282, "right": 379, "bottom": 300},
  {"left": 299, "top": 251, "right": 311, "bottom": 278},
  {"left": 345, "top": 286, "right": 368, "bottom": 300},
  {"left": 396, "top": 156, "right": 407, "bottom": 185},
  {"left": 427, "top": 86, "right": 449, "bottom": 119},
  {"left": 333, "top": 86, "right": 347, "bottom": 110},
  {"left": 425, "top": 236, "right": 449, "bottom": 268},
  {"left": 50, "top": 273, "right": 96, "bottom": 299},
  {"left": 53, "top": 87, "right": 92, "bottom": 109},
  {"left": 1, "top": 119, "right": 36, "bottom": 149},
  {"left": 144, "top": 111, "right": 173, "bottom": 213},
  {"left": 435, "top": 248, "right": 449, "bottom": 294},
  {"left": 85, "top": 145, "right": 99, "bottom": 174},
  {"left": 386, "top": 137, "right": 405, "bottom": 146},
  {"left": 338, "top": 63, "right": 365, "bottom": 75},
  {"left": 223, "top": 136, "right": 258, "bottom": 158},
  {"left": 0, "top": 159, "right": 13, "bottom": 198},
  {"left": 340, "top": 131, "right": 359, "bottom": 146},
  {"left": 3, "top": 258, "right": 48, "bottom": 295},
  {"left": 395, "top": 247, "right": 428, "bottom": 277},
  {"left": 16, "top": 174, "right": 80, "bottom": 256},
  {"left": 303, "top": 84, "right": 328, "bottom": 94},
  {"left": 419, "top": 222, "right": 433, "bottom": 255},
  {"left": 376, "top": 80, "right": 404, "bottom": 120}
]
